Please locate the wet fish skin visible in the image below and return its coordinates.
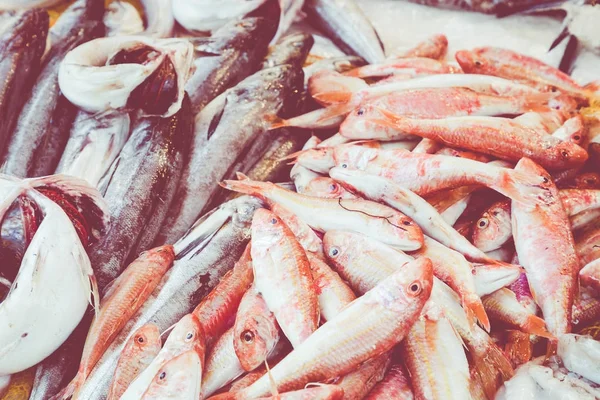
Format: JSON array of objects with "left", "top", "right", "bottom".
[
  {"left": 335, "top": 352, "right": 391, "bottom": 400},
  {"left": 90, "top": 96, "right": 193, "bottom": 291},
  {"left": 1, "top": 0, "right": 105, "bottom": 178},
  {"left": 0, "top": 9, "right": 48, "bottom": 158},
  {"left": 156, "top": 64, "right": 303, "bottom": 245},
  {"left": 75, "top": 196, "right": 261, "bottom": 400},
  {"left": 107, "top": 324, "right": 162, "bottom": 400},
  {"left": 256, "top": 385, "right": 344, "bottom": 399},
  {"left": 472, "top": 199, "right": 512, "bottom": 252},
  {"left": 304, "top": 0, "right": 385, "bottom": 64},
  {"left": 186, "top": 16, "right": 275, "bottom": 113},
  {"left": 307, "top": 254, "right": 356, "bottom": 321},
  {"left": 140, "top": 350, "right": 202, "bottom": 400},
  {"left": 388, "top": 33, "right": 448, "bottom": 60},
  {"left": 201, "top": 328, "right": 246, "bottom": 398},
  {"left": 404, "top": 0, "right": 497, "bottom": 13},
  {"left": 364, "top": 363, "right": 414, "bottom": 400},
  {"left": 262, "top": 32, "right": 315, "bottom": 70}
]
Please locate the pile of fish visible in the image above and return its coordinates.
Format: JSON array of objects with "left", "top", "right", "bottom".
[{"left": 0, "top": 0, "right": 600, "bottom": 399}]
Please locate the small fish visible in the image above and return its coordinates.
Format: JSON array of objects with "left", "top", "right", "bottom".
[
  {"left": 304, "top": 0, "right": 385, "bottom": 64},
  {"left": 140, "top": 350, "right": 202, "bottom": 400},
  {"left": 51, "top": 246, "right": 175, "bottom": 400},
  {"left": 251, "top": 208, "right": 319, "bottom": 347},
  {"left": 303, "top": 177, "right": 359, "bottom": 199},
  {"left": 221, "top": 176, "right": 424, "bottom": 251},
  {"left": 388, "top": 33, "right": 448, "bottom": 60},
  {"left": 307, "top": 254, "right": 356, "bottom": 321},
  {"left": 201, "top": 328, "right": 246, "bottom": 398},
  {"left": 224, "top": 257, "right": 432, "bottom": 398},
  {"left": 107, "top": 324, "right": 162, "bottom": 400},
  {"left": 364, "top": 363, "right": 414, "bottom": 400},
  {"left": 512, "top": 158, "right": 579, "bottom": 338},
  {"left": 120, "top": 313, "right": 206, "bottom": 400},
  {"left": 233, "top": 285, "right": 281, "bottom": 371},
  {"left": 270, "top": 203, "right": 324, "bottom": 259},
  {"left": 472, "top": 199, "right": 512, "bottom": 252},
  {"left": 335, "top": 352, "right": 391, "bottom": 400}
]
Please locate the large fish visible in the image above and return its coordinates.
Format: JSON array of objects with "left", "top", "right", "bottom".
[
  {"left": 0, "top": 0, "right": 105, "bottom": 178},
  {"left": 0, "top": 9, "right": 48, "bottom": 158},
  {"left": 304, "top": 0, "right": 385, "bottom": 63},
  {"left": 75, "top": 196, "right": 262, "bottom": 399},
  {"left": 90, "top": 96, "right": 193, "bottom": 291},
  {"left": 156, "top": 62, "right": 304, "bottom": 245}
]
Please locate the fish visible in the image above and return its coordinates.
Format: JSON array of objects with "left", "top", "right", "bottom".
[
  {"left": 221, "top": 176, "right": 424, "bottom": 251},
  {"left": 75, "top": 196, "right": 261, "bottom": 399},
  {"left": 573, "top": 285, "right": 600, "bottom": 328},
  {"left": 54, "top": 111, "right": 131, "bottom": 188},
  {"left": 0, "top": 9, "right": 48, "bottom": 158},
  {"left": 303, "top": 55, "right": 366, "bottom": 86},
  {"left": 364, "top": 363, "right": 414, "bottom": 400},
  {"left": 367, "top": 109, "right": 588, "bottom": 170},
  {"left": 307, "top": 254, "right": 356, "bottom": 321},
  {"left": 335, "top": 352, "right": 391, "bottom": 400},
  {"left": 401, "top": 304, "right": 472, "bottom": 400},
  {"left": 251, "top": 208, "right": 319, "bottom": 347},
  {"left": 156, "top": 63, "right": 303, "bottom": 245},
  {"left": 139, "top": 0, "right": 174, "bottom": 37},
  {"left": 193, "top": 244, "right": 253, "bottom": 345},
  {"left": 303, "top": 177, "right": 359, "bottom": 199},
  {"left": 201, "top": 328, "right": 246, "bottom": 398},
  {"left": 575, "top": 222, "right": 600, "bottom": 266},
  {"left": 186, "top": 16, "right": 276, "bottom": 114},
  {"left": 0, "top": 0, "right": 104, "bottom": 178},
  {"left": 291, "top": 136, "right": 322, "bottom": 194},
  {"left": 233, "top": 285, "right": 281, "bottom": 371},
  {"left": 121, "top": 313, "right": 206, "bottom": 400},
  {"left": 268, "top": 203, "right": 324, "bottom": 258},
  {"left": 504, "top": 330, "right": 533, "bottom": 368},
  {"left": 172, "top": 0, "right": 269, "bottom": 33},
  {"left": 472, "top": 199, "right": 512, "bottom": 252},
  {"left": 257, "top": 385, "right": 344, "bottom": 399},
  {"left": 388, "top": 33, "right": 448, "bottom": 60},
  {"left": 218, "top": 257, "right": 432, "bottom": 399},
  {"left": 344, "top": 57, "right": 460, "bottom": 79},
  {"left": 58, "top": 35, "right": 194, "bottom": 118},
  {"left": 0, "top": 0, "right": 63, "bottom": 9},
  {"left": 482, "top": 288, "right": 554, "bottom": 338},
  {"left": 455, "top": 47, "right": 590, "bottom": 99},
  {"left": 511, "top": 158, "right": 579, "bottom": 338},
  {"left": 103, "top": 1, "right": 144, "bottom": 37},
  {"left": 51, "top": 246, "right": 175, "bottom": 400},
  {"left": 140, "top": 350, "right": 203, "bottom": 400},
  {"left": 107, "top": 324, "right": 162, "bottom": 400},
  {"left": 329, "top": 166, "right": 499, "bottom": 264},
  {"left": 580, "top": 259, "right": 600, "bottom": 291},
  {"left": 471, "top": 263, "right": 521, "bottom": 297},
  {"left": 90, "top": 96, "right": 193, "bottom": 291},
  {"left": 304, "top": 0, "right": 385, "bottom": 64},
  {"left": 262, "top": 32, "right": 314, "bottom": 69},
  {"left": 330, "top": 145, "right": 549, "bottom": 205}
]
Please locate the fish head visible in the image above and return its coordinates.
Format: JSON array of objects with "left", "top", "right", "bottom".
[
  {"left": 472, "top": 201, "right": 512, "bottom": 252},
  {"left": 548, "top": 94, "right": 578, "bottom": 113},
  {"left": 333, "top": 145, "right": 378, "bottom": 171},
  {"left": 163, "top": 314, "right": 206, "bottom": 361},
  {"left": 339, "top": 104, "right": 391, "bottom": 139},
  {"left": 139, "top": 244, "right": 176, "bottom": 267},
  {"left": 323, "top": 230, "right": 360, "bottom": 269},
  {"left": 296, "top": 147, "right": 336, "bottom": 174},
  {"left": 382, "top": 257, "right": 433, "bottom": 312},
  {"left": 141, "top": 350, "right": 202, "bottom": 399},
  {"left": 574, "top": 172, "right": 600, "bottom": 189},
  {"left": 131, "top": 324, "right": 162, "bottom": 357},
  {"left": 455, "top": 49, "right": 490, "bottom": 74},
  {"left": 304, "top": 177, "right": 357, "bottom": 199},
  {"left": 250, "top": 208, "right": 289, "bottom": 256},
  {"left": 554, "top": 141, "right": 589, "bottom": 169}
]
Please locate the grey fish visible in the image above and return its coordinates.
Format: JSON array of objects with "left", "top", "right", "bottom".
[
  {"left": 75, "top": 196, "right": 263, "bottom": 400},
  {"left": 0, "top": 0, "right": 105, "bottom": 178},
  {"left": 186, "top": 16, "right": 276, "bottom": 114},
  {"left": 0, "top": 9, "right": 48, "bottom": 158},
  {"left": 304, "top": 0, "right": 385, "bottom": 63},
  {"left": 90, "top": 96, "right": 194, "bottom": 291},
  {"left": 303, "top": 55, "right": 365, "bottom": 85},
  {"left": 55, "top": 111, "right": 131, "bottom": 188},
  {"left": 155, "top": 62, "right": 304, "bottom": 245},
  {"left": 262, "top": 32, "right": 315, "bottom": 69}
]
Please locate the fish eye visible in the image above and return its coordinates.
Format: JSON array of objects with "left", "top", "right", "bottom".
[
  {"left": 573, "top": 135, "right": 581, "bottom": 141},
  {"left": 561, "top": 150, "right": 570, "bottom": 158},
  {"left": 474, "top": 60, "right": 483, "bottom": 67},
  {"left": 329, "top": 183, "right": 337, "bottom": 191},
  {"left": 242, "top": 330, "right": 254, "bottom": 343},
  {"left": 477, "top": 218, "right": 488, "bottom": 228},
  {"left": 407, "top": 282, "right": 422, "bottom": 296},
  {"left": 356, "top": 108, "right": 365, "bottom": 116},
  {"left": 186, "top": 332, "right": 194, "bottom": 341},
  {"left": 270, "top": 218, "right": 278, "bottom": 224},
  {"left": 542, "top": 177, "right": 549, "bottom": 184},
  {"left": 137, "top": 336, "right": 145, "bottom": 343},
  {"left": 341, "top": 163, "right": 348, "bottom": 169},
  {"left": 402, "top": 220, "right": 411, "bottom": 226},
  {"left": 329, "top": 247, "right": 340, "bottom": 257},
  {"left": 159, "top": 372, "right": 166, "bottom": 380}
]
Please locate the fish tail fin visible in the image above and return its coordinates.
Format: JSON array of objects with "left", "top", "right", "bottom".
[
  {"left": 264, "top": 114, "right": 289, "bottom": 130},
  {"left": 316, "top": 103, "right": 356, "bottom": 124},
  {"left": 464, "top": 295, "right": 491, "bottom": 332},
  {"left": 277, "top": 149, "right": 306, "bottom": 164},
  {"left": 219, "top": 177, "right": 272, "bottom": 198},
  {"left": 308, "top": 71, "right": 368, "bottom": 106},
  {"left": 470, "top": 340, "right": 514, "bottom": 399},
  {"left": 522, "top": 315, "right": 555, "bottom": 339},
  {"left": 504, "top": 330, "right": 532, "bottom": 368}
]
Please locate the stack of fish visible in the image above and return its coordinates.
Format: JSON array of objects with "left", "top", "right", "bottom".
[{"left": 0, "top": 0, "right": 599, "bottom": 399}]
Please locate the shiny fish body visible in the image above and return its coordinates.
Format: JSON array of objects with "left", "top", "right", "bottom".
[
  {"left": 307, "top": 254, "right": 356, "bottom": 321},
  {"left": 139, "top": 350, "right": 202, "bottom": 400},
  {"left": 364, "top": 363, "right": 414, "bottom": 400},
  {"left": 201, "top": 328, "right": 245, "bottom": 398}
]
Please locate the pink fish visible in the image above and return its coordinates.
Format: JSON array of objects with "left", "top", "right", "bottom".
[
  {"left": 364, "top": 363, "right": 414, "bottom": 400},
  {"left": 140, "top": 350, "right": 202, "bottom": 400},
  {"left": 389, "top": 33, "right": 448, "bottom": 60}
]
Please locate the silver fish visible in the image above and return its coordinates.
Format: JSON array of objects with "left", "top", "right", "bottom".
[{"left": 75, "top": 195, "right": 262, "bottom": 400}]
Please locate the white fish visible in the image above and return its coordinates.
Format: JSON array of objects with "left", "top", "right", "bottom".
[
  {"left": 104, "top": 2, "right": 145, "bottom": 37},
  {"left": 172, "top": 0, "right": 267, "bottom": 32},
  {"left": 141, "top": 0, "right": 175, "bottom": 38}
]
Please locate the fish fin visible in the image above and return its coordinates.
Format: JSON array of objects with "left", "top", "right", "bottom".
[
  {"left": 49, "top": 372, "right": 84, "bottom": 400},
  {"left": 465, "top": 295, "right": 491, "bottom": 332},
  {"left": 496, "top": 169, "right": 550, "bottom": 207},
  {"left": 265, "top": 359, "right": 279, "bottom": 397},
  {"left": 549, "top": 24, "right": 571, "bottom": 52},
  {"left": 315, "top": 103, "right": 355, "bottom": 124},
  {"left": 504, "top": 330, "right": 532, "bottom": 368},
  {"left": 522, "top": 315, "right": 555, "bottom": 339},
  {"left": 308, "top": 71, "right": 367, "bottom": 106},
  {"left": 236, "top": 172, "right": 251, "bottom": 181},
  {"left": 470, "top": 339, "right": 514, "bottom": 399},
  {"left": 219, "top": 179, "right": 272, "bottom": 198},
  {"left": 264, "top": 114, "right": 289, "bottom": 130}
]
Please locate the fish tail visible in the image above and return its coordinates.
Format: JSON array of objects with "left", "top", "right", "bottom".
[
  {"left": 219, "top": 177, "right": 272, "bottom": 198},
  {"left": 522, "top": 315, "right": 555, "bottom": 339},
  {"left": 470, "top": 340, "right": 514, "bottom": 399},
  {"left": 495, "top": 169, "right": 549, "bottom": 206},
  {"left": 316, "top": 103, "right": 356, "bottom": 124},
  {"left": 264, "top": 114, "right": 289, "bottom": 130},
  {"left": 464, "top": 295, "right": 491, "bottom": 332}
]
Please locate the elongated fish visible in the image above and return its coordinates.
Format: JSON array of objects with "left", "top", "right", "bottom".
[
  {"left": 0, "top": 0, "right": 105, "bottom": 178},
  {"left": 304, "top": 0, "right": 385, "bottom": 64},
  {"left": 156, "top": 64, "right": 303, "bottom": 245},
  {"left": 75, "top": 196, "right": 262, "bottom": 399},
  {"left": 90, "top": 96, "right": 193, "bottom": 291},
  {"left": 0, "top": 9, "right": 48, "bottom": 158}
]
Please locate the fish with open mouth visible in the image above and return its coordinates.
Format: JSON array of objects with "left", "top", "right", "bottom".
[
  {"left": 74, "top": 196, "right": 262, "bottom": 399},
  {"left": 0, "top": 0, "right": 105, "bottom": 178},
  {"left": 0, "top": 9, "right": 48, "bottom": 158}
]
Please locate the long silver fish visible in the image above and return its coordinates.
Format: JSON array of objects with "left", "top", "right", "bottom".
[
  {"left": 75, "top": 196, "right": 262, "bottom": 400},
  {"left": 0, "top": 0, "right": 105, "bottom": 178},
  {"left": 90, "top": 96, "right": 194, "bottom": 291},
  {"left": 0, "top": 9, "right": 48, "bottom": 158},
  {"left": 55, "top": 112, "right": 130, "bottom": 188},
  {"left": 156, "top": 51, "right": 305, "bottom": 245},
  {"left": 186, "top": 16, "right": 276, "bottom": 113},
  {"left": 304, "top": 0, "right": 385, "bottom": 63}
]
